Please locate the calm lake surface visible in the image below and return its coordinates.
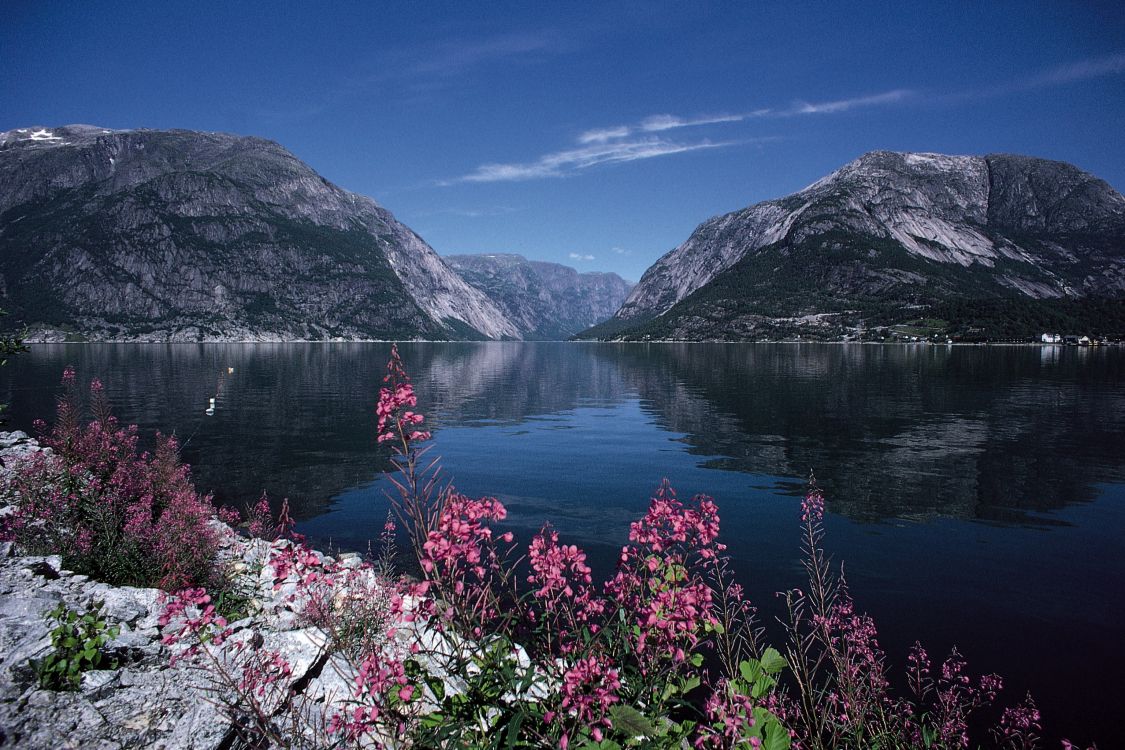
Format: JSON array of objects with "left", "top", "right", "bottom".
[{"left": 2, "top": 342, "right": 1122, "bottom": 742}]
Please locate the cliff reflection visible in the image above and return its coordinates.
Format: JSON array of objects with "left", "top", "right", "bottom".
[
  {"left": 592, "top": 343, "right": 1125, "bottom": 522},
  {"left": 2, "top": 342, "right": 1122, "bottom": 525}
]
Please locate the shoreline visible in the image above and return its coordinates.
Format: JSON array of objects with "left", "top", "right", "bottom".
[
  {"left": 16, "top": 338, "right": 1123, "bottom": 347},
  {"left": 0, "top": 432, "right": 409, "bottom": 749}
]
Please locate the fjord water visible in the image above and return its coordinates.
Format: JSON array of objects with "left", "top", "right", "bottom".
[{"left": 2, "top": 342, "right": 1122, "bottom": 742}]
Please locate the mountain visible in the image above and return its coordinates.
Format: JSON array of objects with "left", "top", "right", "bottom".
[
  {"left": 0, "top": 125, "right": 520, "bottom": 341},
  {"left": 444, "top": 253, "right": 633, "bottom": 339},
  {"left": 582, "top": 151, "right": 1125, "bottom": 341}
]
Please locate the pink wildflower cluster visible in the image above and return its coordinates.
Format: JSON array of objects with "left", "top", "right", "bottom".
[
  {"left": 330, "top": 649, "right": 416, "bottom": 747},
  {"left": 553, "top": 655, "right": 621, "bottom": 747},
  {"left": 695, "top": 684, "right": 761, "bottom": 749},
  {"left": 419, "top": 493, "right": 514, "bottom": 636},
  {"left": 819, "top": 594, "right": 890, "bottom": 714},
  {"left": 527, "top": 525, "right": 606, "bottom": 652},
  {"left": 245, "top": 493, "right": 273, "bottom": 538},
  {"left": 216, "top": 505, "right": 242, "bottom": 527},
  {"left": 0, "top": 372, "right": 220, "bottom": 590},
  {"left": 269, "top": 540, "right": 329, "bottom": 591},
  {"left": 159, "top": 587, "right": 231, "bottom": 662},
  {"left": 606, "top": 480, "right": 721, "bottom": 665},
  {"left": 357, "top": 651, "right": 413, "bottom": 703},
  {"left": 929, "top": 648, "right": 1003, "bottom": 749},
  {"left": 375, "top": 344, "right": 430, "bottom": 445},
  {"left": 627, "top": 479, "right": 722, "bottom": 556},
  {"left": 238, "top": 649, "right": 294, "bottom": 698},
  {"left": 996, "top": 694, "right": 1042, "bottom": 750},
  {"left": 801, "top": 483, "right": 825, "bottom": 524},
  {"left": 782, "top": 477, "right": 1046, "bottom": 750},
  {"left": 421, "top": 494, "right": 511, "bottom": 580}
]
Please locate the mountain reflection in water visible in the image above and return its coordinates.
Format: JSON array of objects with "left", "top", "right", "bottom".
[{"left": 2, "top": 342, "right": 1122, "bottom": 526}]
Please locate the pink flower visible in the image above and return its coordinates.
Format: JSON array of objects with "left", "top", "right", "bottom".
[
  {"left": 557, "top": 655, "right": 620, "bottom": 732},
  {"left": 605, "top": 481, "right": 721, "bottom": 666},
  {"left": 801, "top": 485, "right": 825, "bottom": 523},
  {"left": 375, "top": 345, "right": 432, "bottom": 447}
]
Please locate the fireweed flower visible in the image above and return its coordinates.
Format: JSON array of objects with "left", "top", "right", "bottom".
[
  {"left": 694, "top": 683, "right": 761, "bottom": 748},
  {"left": 0, "top": 374, "right": 221, "bottom": 591},
  {"left": 606, "top": 480, "right": 721, "bottom": 667},
  {"left": 376, "top": 345, "right": 431, "bottom": 445},
  {"left": 801, "top": 485, "right": 825, "bottom": 524},
  {"left": 527, "top": 525, "right": 606, "bottom": 653},
  {"left": 557, "top": 655, "right": 621, "bottom": 736},
  {"left": 421, "top": 494, "right": 507, "bottom": 579},
  {"left": 417, "top": 493, "right": 514, "bottom": 632}
]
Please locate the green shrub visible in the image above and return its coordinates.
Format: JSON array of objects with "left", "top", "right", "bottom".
[{"left": 35, "top": 601, "right": 119, "bottom": 691}]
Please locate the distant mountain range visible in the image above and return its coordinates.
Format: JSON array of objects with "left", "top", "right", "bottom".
[
  {"left": 444, "top": 254, "right": 631, "bottom": 340},
  {"left": 582, "top": 151, "right": 1125, "bottom": 341},
  {"left": 3, "top": 131, "right": 1122, "bottom": 343},
  {"left": 0, "top": 125, "right": 530, "bottom": 341}
]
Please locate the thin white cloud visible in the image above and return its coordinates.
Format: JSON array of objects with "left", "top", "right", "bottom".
[
  {"left": 409, "top": 33, "right": 562, "bottom": 77},
  {"left": 567, "top": 92, "right": 906, "bottom": 150},
  {"left": 578, "top": 126, "right": 631, "bottom": 144},
  {"left": 579, "top": 112, "right": 761, "bottom": 144},
  {"left": 933, "top": 50, "right": 1125, "bottom": 105},
  {"left": 443, "top": 87, "right": 904, "bottom": 184},
  {"left": 442, "top": 48, "right": 1124, "bottom": 188},
  {"left": 448, "top": 137, "right": 729, "bottom": 183},
  {"left": 569, "top": 253, "right": 595, "bottom": 261},
  {"left": 612, "top": 246, "right": 631, "bottom": 255},
  {"left": 1028, "top": 50, "right": 1125, "bottom": 87},
  {"left": 640, "top": 113, "right": 748, "bottom": 132},
  {"left": 786, "top": 89, "right": 914, "bottom": 115}
]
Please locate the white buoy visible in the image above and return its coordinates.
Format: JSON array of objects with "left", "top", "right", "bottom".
[{"left": 205, "top": 397, "right": 216, "bottom": 416}]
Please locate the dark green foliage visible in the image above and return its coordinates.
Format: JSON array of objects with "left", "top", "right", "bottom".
[
  {"left": 928, "top": 297, "right": 1125, "bottom": 338},
  {"left": 594, "top": 230, "right": 1125, "bottom": 341},
  {"left": 34, "top": 602, "right": 119, "bottom": 691}
]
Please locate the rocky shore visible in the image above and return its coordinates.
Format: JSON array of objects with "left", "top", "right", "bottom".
[{"left": 0, "top": 432, "right": 390, "bottom": 749}]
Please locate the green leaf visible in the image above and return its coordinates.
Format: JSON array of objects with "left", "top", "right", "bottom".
[
  {"left": 502, "top": 711, "right": 524, "bottom": 749},
  {"left": 760, "top": 647, "right": 787, "bottom": 675},
  {"left": 761, "top": 721, "right": 791, "bottom": 750},
  {"left": 751, "top": 674, "right": 775, "bottom": 699},
  {"left": 608, "top": 705, "right": 662, "bottom": 738},
  {"left": 425, "top": 673, "right": 446, "bottom": 701},
  {"left": 739, "top": 659, "right": 761, "bottom": 685},
  {"left": 577, "top": 741, "right": 623, "bottom": 750}
]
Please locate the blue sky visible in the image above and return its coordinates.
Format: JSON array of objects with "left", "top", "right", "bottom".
[{"left": 4, "top": 1, "right": 1124, "bottom": 281}]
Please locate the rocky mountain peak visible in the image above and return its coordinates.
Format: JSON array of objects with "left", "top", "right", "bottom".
[
  {"left": 590, "top": 150, "right": 1124, "bottom": 340},
  {"left": 0, "top": 125, "right": 519, "bottom": 341},
  {"left": 445, "top": 253, "right": 633, "bottom": 339}
]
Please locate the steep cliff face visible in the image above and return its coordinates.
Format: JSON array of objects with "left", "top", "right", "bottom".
[
  {"left": 445, "top": 254, "right": 633, "bottom": 339},
  {"left": 591, "top": 151, "right": 1125, "bottom": 340},
  {"left": 0, "top": 125, "right": 520, "bottom": 341}
]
